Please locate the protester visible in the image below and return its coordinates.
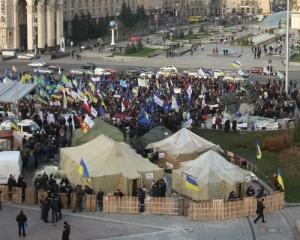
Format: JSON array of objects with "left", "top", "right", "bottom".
[
  {"left": 16, "top": 210, "right": 27, "bottom": 237},
  {"left": 254, "top": 198, "right": 266, "bottom": 224},
  {"left": 97, "top": 188, "right": 104, "bottom": 211},
  {"left": 246, "top": 186, "right": 255, "bottom": 197}
]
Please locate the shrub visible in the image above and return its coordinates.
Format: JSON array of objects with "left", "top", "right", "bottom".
[
  {"left": 165, "top": 32, "right": 170, "bottom": 40},
  {"left": 136, "top": 40, "right": 143, "bottom": 51},
  {"left": 267, "top": 138, "right": 285, "bottom": 152},
  {"left": 199, "top": 25, "right": 205, "bottom": 32},
  {"left": 179, "top": 29, "right": 184, "bottom": 38},
  {"left": 292, "top": 123, "right": 300, "bottom": 144},
  {"left": 188, "top": 28, "right": 193, "bottom": 35},
  {"left": 262, "top": 138, "right": 271, "bottom": 150},
  {"left": 124, "top": 43, "right": 131, "bottom": 54},
  {"left": 130, "top": 42, "right": 137, "bottom": 53},
  {"left": 173, "top": 30, "right": 179, "bottom": 39}
]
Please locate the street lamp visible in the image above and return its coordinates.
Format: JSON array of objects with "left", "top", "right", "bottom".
[
  {"left": 241, "top": 41, "right": 243, "bottom": 53},
  {"left": 215, "top": 41, "right": 218, "bottom": 53},
  {"left": 116, "top": 13, "right": 119, "bottom": 40},
  {"left": 285, "top": 0, "right": 290, "bottom": 95}
]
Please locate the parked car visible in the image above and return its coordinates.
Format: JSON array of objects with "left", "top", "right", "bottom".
[
  {"left": 70, "top": 69, "right": 86, "bottom": 76},
  {"left": 140, "top": 72, "right": 155, "bottom": 78},
  {"left": 17, "top": 54, "right": 32, "bottom": 60},
  {"left": 127, "top": 68, "right": 142, "bottom": 74},
  {"left": 34, "top": 68, "right": 54, "bottom": 74},
  {"left": 141, "top": 67, "right": 156, "bottom": 73},
  {"left": 160, "top": 65, "right": 178, "bottom": 73},
  {"left": 80, "top": 63, "right": 96, "bottom": 70},
  {"left": 104, "top": 68, "right": 118, "bottom": 75},
  {"left": 127, "top": 36, "right": 142, "bottom": 42},
  {"left": 247, "top": 67, "right": 263, "bottom": 73},
  {"left": 26, "top": 52, "right": 35, "bottom": 58},
  {"left": 28, "top": 61, "right": 46, "bottom": 68},
  {"left": 48, "top": 65, "right": 64, "bottom": 71},
  {"left": 80, "top": 44, "right": 89, "bottom": 50}
]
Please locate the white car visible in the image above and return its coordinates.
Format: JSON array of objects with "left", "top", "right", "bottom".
[
  {"left": 28, "top": 61, "right": 46, "bottom": 68},
  {"left": 37, "top": 60, "right": 47, "bottom": 66},
  {"left": 70, "top": 69, "right": 86, "bottom": 76},
  {"left": 18, "top": 54, "right": 32, "bottom": 60},
  {"left": 34, "top": 68, "right": 54, "bottom": 74},
  {"left": 160, "top": 65, "right": 178, "bottom": 72},
  {"left": 26, "top": 52, "right": 35, "bottom": 58},
  {"left": 213, "top": 70, "right": 224, "bottom": 78},
  {"left": 140, "top": 72, "right": 155, "bottom": 78}
]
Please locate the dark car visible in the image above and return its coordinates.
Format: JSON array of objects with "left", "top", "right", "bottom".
[
  {"left": 94, "top": 42, "right": 100, "bottom": 47},
  {"left": 127, "top": 68, "right": 142, "bottom": 74},
  {"left": 80, "top": 63, "right": 96, "bottom": 70},
  {"left": 119, "top": 70, "right": 134, "bottom": 77},
  {"left": 48, "top": 65, "right": 64, "bottom": 71},
  {"left": 247, "top": 67, "right": 263, "bottom": 73}
]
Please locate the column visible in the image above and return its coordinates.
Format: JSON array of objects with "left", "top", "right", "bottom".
[
  {"left": 26, "top": 5, "right": 34, "bottom": 51},
  {"left": 46, "top": 4, "right": 55, "bottom": 49},
  {"left": 37, "top": 4, "right": 45, "bottom": 49},
  {"left": 13, "top": 4, "right": 20, "bottom": 49},
  {"left": 56, "top": 4, "right": 64, "bottom": 46}
]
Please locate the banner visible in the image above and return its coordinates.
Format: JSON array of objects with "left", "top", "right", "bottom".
[
  {"left": 266, "top": 122, "right": 278, "bottom": 130},
  {"left": 60, "top": 37, "right": 65, "bottom": 53},
  {"left": 154, "top": 95, "right": 163, "bottom": 107},
  {"left": 138, "top": 78, "right": 147, "bottom": 87},
  {"left": 256, "top": 119, "right": 267, "bottom": 129},
  {"left": 174, "top": 88, "right": 181, "bottom": 93},
  {"left": 237, "top": 123, "right": 247, "bottom": 128}
]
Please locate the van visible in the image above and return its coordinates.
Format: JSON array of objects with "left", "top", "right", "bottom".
[
  {"left": 0, "top": 119, "right": 40, "bottom": 133},
  {"left": 0, "top": 151, "right": 22, "bottom": 184},
  {"left": 94, "top": 68, "right": 110, "bottom": 76}
]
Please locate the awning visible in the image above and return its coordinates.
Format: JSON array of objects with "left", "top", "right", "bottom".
[{"left": 0, "top": 83, "right": 37, "bottom": 103}]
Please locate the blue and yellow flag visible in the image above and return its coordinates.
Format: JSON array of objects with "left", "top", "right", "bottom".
[
  {"left": 9, "top": 118, "right": 20, "bottom": 131},
  {"left": 185, "top": 175, "right": 199, "bottom": 192},
  {"left": 72, "top": 78, "right": 79, "bottom": 88},
  {"left": 255, "top": 140, "right": 262, "bottom": 159},
  {"left": 88, "top": 81, "right": 95, "bottom": 93},
  {"left": 277, "top": 168, "right": 285, "bottom": 190},
  {"left": 61, "top": 75, "right": 69, "bottom": 86},
  {"left": 232, "top": 60, "right": 241, "bottom": 68},
  {"left": 78, "top": 159, "right": 91, "bottom": 181},
  {"left": 56, "top": 82, "right": 65, "bottom": 91}
]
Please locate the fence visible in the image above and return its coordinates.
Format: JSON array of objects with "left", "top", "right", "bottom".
[
  {"left": 103, "top": 196, "right": 139, "bottom": 214},
  {"left": 188, "top": 192, "right": 284, "bottom": 221},
  {"left": 0, "top": 186, "right": 8, "bottom": 202}
]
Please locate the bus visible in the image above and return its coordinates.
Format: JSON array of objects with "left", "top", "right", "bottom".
[{"left": 189, "top": 16, "right": 205, "bottom": 23}]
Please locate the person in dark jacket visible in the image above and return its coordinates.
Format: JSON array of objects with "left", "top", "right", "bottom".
[
  {"left": 246, "top": 186, "right": 255, "bottom": 197},
  {"left": 62, "top": 225, "right": 69, "bottom": 240},
  {"left": 138, "top": 188, "right": 146, "bottom": 212},
  {"left": 16, "top": 210, "right": 27, "bottom": 237},
  {"left": 152, "top": 184, "right": 161, "bottom": 197},
  {"left": 160, "top": 179, "right": 166, "bottom": 197},
  {"left": 63, "top": 221, "right": 71, "bottom": 240},
  {"left": 97, "top": 188, "right": 104, "bottom": 211},
  {"left": 257, "top": 185, "right": 265, "bottom": 198},
  {"left": 8, "top": 175, "right": 17, "bottom": 200},
  {"left": 254, "top": 198, "right": 266, "bottom": 224},
  {"left": 21, "top": 178, "right": 27, "bottom": 202},
  {"left": 50, "top": 196, "right": 59, "bottom": 223},
  {"left": 57, "top": 195, "right": 63, "bottom": 219},
  {"left": 17, "top": 174, "right": 24, "bottom": 188}
]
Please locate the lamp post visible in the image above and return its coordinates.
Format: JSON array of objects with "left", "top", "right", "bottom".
[
  {"left": 268, "top": 51, "right": 272, "bottom": 79},
  {"left": 215, "top": 41, "right": 218, "bottom": 53},
  {"left": 116, "top": 13, "right": 119, "bottom": 40},
  {"left": 241, "top": 41, "right": 243, "bottom": 53},
  {"left": 285, "top": 0, "right": 290, "bottom": 95}
]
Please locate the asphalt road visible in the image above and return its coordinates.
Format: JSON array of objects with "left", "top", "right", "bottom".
[{"left": 0, "top": 60, "right": 296, "bottom": 83}]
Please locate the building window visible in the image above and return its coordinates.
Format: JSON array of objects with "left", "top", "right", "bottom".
[
  {"left": 86, "top": 0, "right": 89, "bottom": 7},
  {"left": 8, "top": 30, "right": 12, "bottom": 43},
  {"left": 92, "top": 9, "right": 95, "bottom": 15},
  {"left": 1, "top": 30, "right": 6, "bottom": 43},
  {"left": 85, "top": 9, "right": 89, "bottom": 14},
  {"left": 71, "top": 10, "right": 74, "bottom": 17},
  {"left": 78, "top": 1, "right": 81, "bottom": 7},
  {"left": 165, "top": 2, "right": 168, "bottom": 6},
  {"left": 92, "top": 0, "right": 95, "bottom": 7},
  {"left": 99, "top": 0, "right": 101, "bottom": 5},
  {"left": 63, "top": 11, "right": 67, "bottom": 19},
  {"left": 105, "top": 0, "right": 107, "bottom": 6},
  {"left": 63, "top": 1, "right": 66, "bottom": 8},
  {"left": 71, "top": 1, "right": 74, "bottom": 8},
  {"left": 98, "top": 8, "right": 101, "bottom": 14}
]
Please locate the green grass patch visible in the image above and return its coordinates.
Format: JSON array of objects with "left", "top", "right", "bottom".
[
  {"left": 193, "top": 128, "right": 299, "bottom": 203},
  {"left": 119, "top": 47, "right": 157, "bottom": 57},
  {"left": 290, "top": 54, "right": 300, "bottom": 62}
]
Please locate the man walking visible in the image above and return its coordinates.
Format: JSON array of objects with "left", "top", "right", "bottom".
[
  {"left": 97, "top": 188, "right": 104, "bottom": 211},
  {"left": 16, "top": 210, "right": 27, "bottom": 237},
  {"left": 254, "top": 198, "right": 266, "bottom": 224}
]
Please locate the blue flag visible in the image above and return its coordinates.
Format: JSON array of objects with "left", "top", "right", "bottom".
[{"left": 234, "top": 108, "right": 242, "bottom": 118}]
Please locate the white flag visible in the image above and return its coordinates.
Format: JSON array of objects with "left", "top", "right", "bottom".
[
  {"left": 121, "top": 101, "right": 125, "bottom": 112},
  {"left": 187, "top": 85, "right": 193, "bottom": 98},
  {"left": 198, "top": 68, "right": 205, "bottom": 76},
  {"left": 71, "top": 90, "right": 81, "bottom": 100},
  {"left": 58, "top": 68, "right": 61, "bottom": 75},
  {"left": 91, "top": 106, "right": 98, "bottom": 117},
  {"left": 263, "top": 67, "right": 270, "bottom": 75},
  {"left": 154, "top": 95, "right": 164, "bottom": 107},
  {"left": 181, "top": 119, "right": 193, "bottom": 128},
  {"left": 84, "top": 115, "right": 94, "bottom": 128},
  {"left": 171, "top": 95, "right": 179, "bottom": 112},
  {"left": 238, "top": 69, "right": 244, "bottom": 76}
]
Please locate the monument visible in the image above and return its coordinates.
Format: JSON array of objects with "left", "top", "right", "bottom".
[{"left": 110, "top": 21, "right": 116, "bottom": 46}]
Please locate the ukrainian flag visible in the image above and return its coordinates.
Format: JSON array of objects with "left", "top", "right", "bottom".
[
  {"left": 73, "top": 78, "right": 79, "bottom": 88},
  {"left": 78, "top": 158, "right": 90, "bottom": 179},
  {"left": 88, "top": 81, "right": 95, "bottom": 92},
  {"left": 277, "top": 168, "right": 285, "bottom": 190},
  {"left": 185, "top": 175, "right": 199, "bottom": 192},
  {"left": 232, "top": 60, "right": 241, "bottom": 68},
  {"left": 9, "top": 118, "right": 20, "bottom": 131},
  {"left": 256, "top": 140, "right": 262, "bottom": 159}
]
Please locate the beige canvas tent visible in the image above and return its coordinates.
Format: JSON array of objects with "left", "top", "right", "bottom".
[
  {"left": 172, "top": 150, "right": 252, "bottom": 201},
  {"left": 71, "top": 118, "right": 124, "bottom": 146},
  {"left": 60, "top": 134, "right": 164, "bottom": 196},
  {"left": 146, "top": 128, "right": 221, "bottom": 167}
]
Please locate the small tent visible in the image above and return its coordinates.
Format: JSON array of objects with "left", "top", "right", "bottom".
[
  {"left": 135, "top": 126, "right": 173, "bottom": 149},
  {"left": 60, "top": 134, "right": 164, "bottom": 195},
  {"left": 146, "top": 128, "right": 221, "bottom": 167},
  {"left": 71, "top": 118, "right": 124, "bottom": 146},
  {"left": 172, "top": 150, "right": 252, "bottom": 201}
]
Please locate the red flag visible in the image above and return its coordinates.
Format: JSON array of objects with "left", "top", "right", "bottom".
[
  {"left": 82, "top": 102, "right": 91, "bottom": 113},
  {"left": 77, "top": 115, "right": 83, "bottom": 123}
]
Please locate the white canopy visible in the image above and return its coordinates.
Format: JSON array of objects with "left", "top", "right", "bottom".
[
  {"left": 172, "top": 150, "right": 251, "bottom": 201},
  {"left": 146, "top": 128, "right": 221, "bottom": 167},
  {"left": 0, "top": 83, "right": 37, "bottom": 103}
]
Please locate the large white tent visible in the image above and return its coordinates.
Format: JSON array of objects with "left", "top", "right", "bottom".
[
  {"left": 146, "top": 128, "right": 221, "bottom": 167},
  {"left": 172, "top": 150, "right": 252, "bottom": 201},
  {"left": 0, "top": 83, "right": 37, "bottom": 103},
  {"left": 60, "top": 134, "right": 164, "bottom": 195}
]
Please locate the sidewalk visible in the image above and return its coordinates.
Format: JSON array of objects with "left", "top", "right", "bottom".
[{"left": 1, "top": 201, "right": 299, "bottom": 240}]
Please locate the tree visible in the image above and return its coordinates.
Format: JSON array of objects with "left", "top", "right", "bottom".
[
  {"left": 98, "top": 17, "right": 108, "bottom": 36},
  {"left": 86, "top": 12, "right": 94, "bottom": 39},
  {"left": 125, "top": 43, "right": 131, "bottom": 54},
  {"left": 173, "top": 30, "right": 179, "bottom": 40},
  {"left": 130, "top": 42, "right": 137, "bottom": 53},
  {"left": 79, "top": 12, "right": 87, "bottom": 40},
  {"left": 279, "top": 144, "right": 300, "bottom": 178},
  {"left": 188, "top": 28, "right": 193, "bottom": 35},
  {"left": 179, "top": 29, "right": 184, "bottom": 38},
  {"left": 292, "top": 123, "right": 300, "bottom": 144},
  {"left": 165, "top": 32, "right": 170, "bottom": 40},
  {"left": 199, "top": 25, "right": 205, "bottom": 32},
  {"left": 71, "top": 13, "right": 81, "bottom": 40},
  {"left": 119, "top": 2, "right": 135, "bottom": 29},
  {"left": 136, "top": 40, "right": 143, "bottom": 51}
]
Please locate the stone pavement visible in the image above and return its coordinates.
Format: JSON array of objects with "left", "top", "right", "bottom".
[{"left": 1, "top": 201, "right": 299, "bottom": 240}]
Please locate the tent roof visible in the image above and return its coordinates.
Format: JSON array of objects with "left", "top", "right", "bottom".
[
  {"left": 71, "top": 118, "right": 124, "bottom": 146},
  {"left": 146, "top": 128, "right": 221, "bottom": 155},
  {"left": 0, "top": 83, "right": 37, "bottom": 103},
  {"left": 184, "top": 150, "right": 249, "bottom": 183},
  {"left": 61, "top": 134, "right": 161, "bottom": 178},
  {"left": 135, "top": 126, "right": 172, "bottom": 149}
]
